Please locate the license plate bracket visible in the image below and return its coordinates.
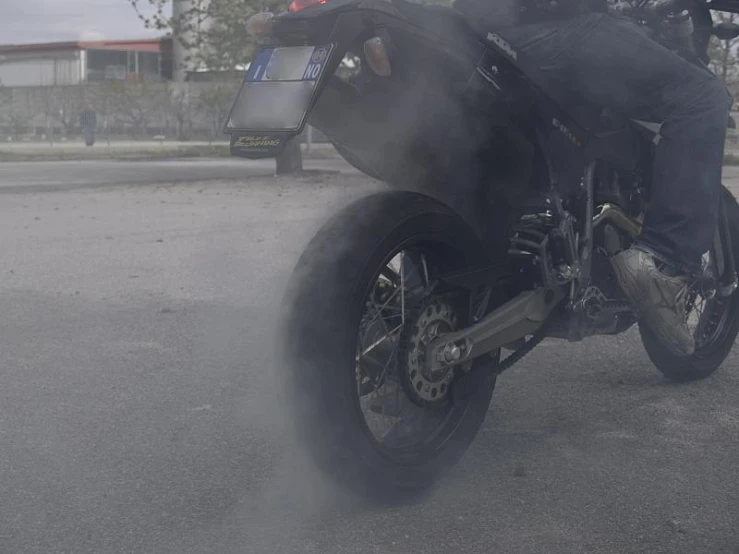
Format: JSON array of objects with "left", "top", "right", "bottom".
[{"left": 224, "top": 44, "right": 334, "bottom": 139}]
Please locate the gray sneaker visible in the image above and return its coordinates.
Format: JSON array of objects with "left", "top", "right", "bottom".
[{"left": 611, "top": 248, "right": 695, "bottom": 356}]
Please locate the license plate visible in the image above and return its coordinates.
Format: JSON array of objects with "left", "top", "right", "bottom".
[{"left": 225, "top": 44, "right": 333, "bottom": 133}]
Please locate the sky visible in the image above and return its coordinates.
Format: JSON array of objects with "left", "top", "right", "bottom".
[{"left": 0, "top": 0, "right": 165, "bottom": 45}]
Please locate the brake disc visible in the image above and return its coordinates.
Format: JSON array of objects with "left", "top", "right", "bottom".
[{"left": 398, "top": 298, "right": 464, "bottom": 407}]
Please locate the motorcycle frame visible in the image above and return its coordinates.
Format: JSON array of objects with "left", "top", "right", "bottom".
[{"left": 230, "top": 0, "right": 738, "bottom": 366}]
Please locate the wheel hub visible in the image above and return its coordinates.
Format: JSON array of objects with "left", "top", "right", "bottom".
[{"left": 399, "top": 299, "right": 463, "bottom": 406}]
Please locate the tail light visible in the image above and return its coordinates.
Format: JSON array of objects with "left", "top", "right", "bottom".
[
  {"left": 364, "top": 37, "right": 391, "bottom": 77},
  {"left": 288, "top": 0, "right": 327, "bottom": 12}
]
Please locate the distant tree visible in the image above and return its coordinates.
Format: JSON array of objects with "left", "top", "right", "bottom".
[
  {"left": 95, "top": 80, "right": 165, "bottom": 138},
  {"left": 0, "top": 82, "right": 33, "bottom": 140},
  {"left": 166, "top": 82, "right": 194, "bottom": 140},
  {"left": 40, "top": 86, "right": 84, "bottom": 140},
  {"left": 0, "top": 80, "right": 10, "bottom": 108},
  {"left": 196, "top": 80, "right": 239, "bottom": 142},
  {"left": 88, "top": 83, "right": 118, "bottom": 142},
  {"left": 709, "top": 12, "right": 739, "bottom": 87},
  {"left": 128, "top": 0, "right": 286, "bottom": 73},
  {"left": 0, "top": 80, "right": 10, "bottom": 134}
]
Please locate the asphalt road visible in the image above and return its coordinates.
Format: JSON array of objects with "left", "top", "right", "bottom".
[
  {"left": 1, "top": 161, "right": 739, "bottom": 554},
  {"left": 0, "top": 158, "right": 356, "bottom": 193}
]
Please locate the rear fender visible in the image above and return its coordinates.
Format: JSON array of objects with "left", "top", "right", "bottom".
[{"left": 224, "top": 0, "right": 479, "bottom": 159}]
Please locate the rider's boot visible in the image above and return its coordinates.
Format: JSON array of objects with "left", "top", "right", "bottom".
[{"left": 611, "top": 247, "right": 695, "bottom": 356}]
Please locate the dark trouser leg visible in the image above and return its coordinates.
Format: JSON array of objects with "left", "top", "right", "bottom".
[
  {"left": 498, "top": 13, "right": 733, "bottom": 275},
  {"left": 84, "top": 127, "right": 96, "bottom": 147},
  {"left": 639, "top": 83, "right": 730, "bottom": 274}
]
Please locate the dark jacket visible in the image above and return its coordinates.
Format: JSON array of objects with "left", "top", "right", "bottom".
[
  {"left": 80, "top": 109, "right": 97, "bottom": 129},
  {"left": 454, "top": 0, "right": 605, "bottom": 27}
]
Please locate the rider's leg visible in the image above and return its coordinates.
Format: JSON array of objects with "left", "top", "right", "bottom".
[{"left": 498, "top": 13, "right": 733, "bottom": 355}]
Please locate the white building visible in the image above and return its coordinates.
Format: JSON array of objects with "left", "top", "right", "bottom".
[{"left": 0, "top": 38, "right": 173, "bottom": 87}]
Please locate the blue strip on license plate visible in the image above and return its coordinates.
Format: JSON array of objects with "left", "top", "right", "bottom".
[{"left": 245, "top": 44, "right": 332, "bottom": 83}]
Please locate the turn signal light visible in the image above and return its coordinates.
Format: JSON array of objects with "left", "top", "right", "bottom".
[
  {"left": 288, "top": 0, "right": 327, "bottom": 12},
  {"left": 246, "top": 12, "right": 274, "bottom": 38},
  {"left": 364, "top": 37, "right": 391, "bottom": 77}
]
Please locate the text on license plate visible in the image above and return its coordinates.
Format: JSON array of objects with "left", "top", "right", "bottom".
[{"left": 245, "top": 44, "right": 332, "bottom": 83}]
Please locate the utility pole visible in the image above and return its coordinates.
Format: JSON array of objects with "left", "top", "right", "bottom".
[{"left": 172, "top": 0, "right": 210, "bottom": 82}]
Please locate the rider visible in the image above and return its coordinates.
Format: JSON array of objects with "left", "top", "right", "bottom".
[{"left": 479, "top": 0, "right": 734, "bottom": 356}]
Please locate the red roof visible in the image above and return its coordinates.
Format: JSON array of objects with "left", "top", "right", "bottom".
[{"left": 0, "top": 38, "right": 169, "bottom": 55}]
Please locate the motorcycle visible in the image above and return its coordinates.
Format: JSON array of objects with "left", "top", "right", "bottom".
[{"left": 224, "top": 0, "right": 739, "bottom": 501}]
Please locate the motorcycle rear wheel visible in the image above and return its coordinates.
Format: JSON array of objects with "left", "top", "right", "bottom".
[{"left": 278, "top": 190, "right": 499, "bottom": 502}]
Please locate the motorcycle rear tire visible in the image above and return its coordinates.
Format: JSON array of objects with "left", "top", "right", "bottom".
[{"left": 277, "top": 190, "right": 498, "bottom": 503}]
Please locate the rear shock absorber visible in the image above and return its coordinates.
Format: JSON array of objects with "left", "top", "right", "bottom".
[{"left": 508, "top": 212, "right": 558, "bottom": 287}]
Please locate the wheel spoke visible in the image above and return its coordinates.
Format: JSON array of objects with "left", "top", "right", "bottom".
[
  {"left": 358, "top": 323, "right": 403, "bottom": 358},
  {"left": 375, "top": 341, "right": 401, "bottom": 393},
  {"left": 400, "top": 251, "right": 406, "bottom": 326},
  {"left": 355, "top": 246, "right": 468, "bottom": 454},
  {"left": 685, "top": 249, "right": 733, "bottom": 350},
  {"left": 421, "top": 253, "right": 430, "bottom": 289},
  {"left": 366, "top": 283, "right": 403, "bottom": 328}
]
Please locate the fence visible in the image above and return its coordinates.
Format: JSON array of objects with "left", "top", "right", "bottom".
[{"left": 0, "top": 81, "right": 329, "bottom": 144}]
